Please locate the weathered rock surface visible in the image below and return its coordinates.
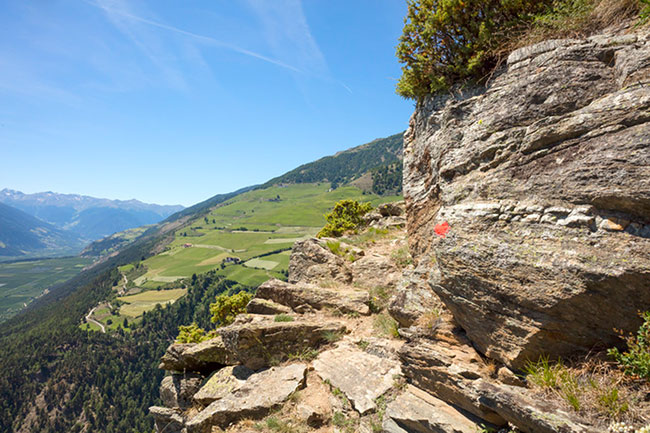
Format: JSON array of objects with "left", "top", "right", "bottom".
[
  {"left": 383, "top": 385, "right": 483, "bottom": 433},
  {"left": 218, "top": 315, "right": 346, "bottom": 370},
  {"left": 399, "top": 333, "right": 506, "bottom": 426},
  {"left": 378, "top": 201, "right": 405, "bottom": 217},
  {"left": 185, "top": 363, "right": 307, "bottom": 432},
  {"left": 193, "top": 365, "right": 253, "bottom": 406},
  {"left": 478, "top": 382, "right": 593, "bottom": 433},
  {"left": 159, "top": 337, "right": 236, "bottom": 373},
  {"left": 256, "top": 278, "right": 370, "bottom": 315},
  {"left": 245, "top": 297, "right": 292, "bottom": 315},
  {"left": 160, "top": 373, "right": 204, "bottom": 409},
  {"left": 288, "top": 238, "right": 352, "bottom": 285},
  {"left": 149, "top": 406, "right": 184, "bottom": 433},
  {"left": 350, "top": 253, "right": 402, "bottom": 289},
  {"left": 313, "top": 342, "right": 401, "bottom": 414},
  {"left": 388, "top": 269, "right": 441, "bottom": 327},
  {"left": 403, "top": 27, "right": 650, "bottom": 369}
]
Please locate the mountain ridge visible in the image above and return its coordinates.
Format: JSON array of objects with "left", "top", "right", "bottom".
[
  {"left": 0, "top": 188, "right": 185, "bottom": 243},
  {"left": 0, "top": 202, "right": 86, "bottom": 258}
]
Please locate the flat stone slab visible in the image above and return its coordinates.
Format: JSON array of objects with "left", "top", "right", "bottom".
[
  {"left": 186, "top": 363, "right": 307, "bottom": 433},
  {"left": 193, "top": 365, "right": 254, "bottom": 406},
  {"left": 313, "top": 342, "right": 401, "bottom": 415},
  {"left": 383, "top": 385, "right": 481, "bottom": 433},
  {"left": 246, "top": 298, "right": 292, "bottom": 315},
  {"left": 256, "top": 279, "right": 370, "bottom": 315}
]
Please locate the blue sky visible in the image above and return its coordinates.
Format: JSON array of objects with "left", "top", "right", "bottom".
[{"left": 0, "top": 0, "right": 413, "bottom": 206}]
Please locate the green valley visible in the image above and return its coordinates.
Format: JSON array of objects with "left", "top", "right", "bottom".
[
  {"left": 0, "top": 256, "right": 93, "bottom": 322},
  {"left": 84, "top": 183, "right": 400, "bottom": 329}
]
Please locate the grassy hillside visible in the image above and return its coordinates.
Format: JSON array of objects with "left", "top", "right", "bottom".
[
  {"left": 88, "top": 183, "right": 400, "bottom": 326},
  {"left": 0, "top": 132, "right": 404, "bottom": 433},
  {"left": 133, "top": 183, "right": 399, "bottom": 289}
]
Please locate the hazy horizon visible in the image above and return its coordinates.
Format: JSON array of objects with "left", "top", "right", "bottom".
[{"left": 1, "top": 1, "right": 412, "bottom": 207}]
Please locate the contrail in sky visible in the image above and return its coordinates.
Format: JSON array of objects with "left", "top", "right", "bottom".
[{"left": 86, "top": 0, "right": 304, "bottom": 74}]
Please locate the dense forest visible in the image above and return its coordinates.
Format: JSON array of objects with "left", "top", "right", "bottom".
[
  {"left": 263, "top": 133, "right": 403, "bottom": 189},
  {"left": 371, "top": 162, "right": 403, "bottom": 196},
  {"left": 0, "top": 267, "right": 246, "bottom": 433}
]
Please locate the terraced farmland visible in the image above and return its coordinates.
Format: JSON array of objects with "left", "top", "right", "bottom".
[{"left": 134, "top": 183, "right": 400, "bottom": 289}]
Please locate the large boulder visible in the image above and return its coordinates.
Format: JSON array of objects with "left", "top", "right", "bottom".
[
  {"left": 350, "top": 253, "right": 402, "bottom": 289},
  {"left": 403, "top": 28, "right": 650, "bottom": 369},
  {"left": 160, "top": 373, "right": 204, "bottom": 409},
  {"left": 159, "top": 336, "right": 236, "bottom": 373},
  {"left": 218, "top": 315, "right": 346, "bottom": 370},
  {"left": 256, "top": 279, "right": 370, "bottom": 315},
  {"left": 399, "top": 333, "right": 506, "bottom": 426},
  {"left": 185, "top": 364, "right": 307, "bottom": 432},
  {"left": 246, "top": 297, "right": 292, "bottom": 315},
  {"left": 149, "top": 406, "right": 184, "bottom": 433},
  {"left": 388, "top": 269, "right": 442, "bottom": 328},
  {"left": 288, "top": 238, "right": 352, "bottom": 285}
]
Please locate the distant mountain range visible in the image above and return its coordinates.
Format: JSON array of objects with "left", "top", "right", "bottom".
[
  {"left": 0, "top": 202, "right": 86, "bottom": 258},
  {"left": 0, "top": 189, "right": 183, "bottom": 241}
]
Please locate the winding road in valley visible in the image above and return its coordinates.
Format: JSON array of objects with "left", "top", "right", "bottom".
[{"left": 85, "top": 306, "right": 106, "bottom": 333}]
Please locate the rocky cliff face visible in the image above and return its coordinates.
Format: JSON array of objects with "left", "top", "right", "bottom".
[{"left": 403, "top": 27, "right": 650, "bottom": 370}]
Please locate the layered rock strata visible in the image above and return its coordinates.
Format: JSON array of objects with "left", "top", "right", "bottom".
[{"left": 403, "top": 27, "right": 650, "bottom": 369}]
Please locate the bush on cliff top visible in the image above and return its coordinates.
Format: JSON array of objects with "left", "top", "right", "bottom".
[
  {"left": 396, "top": 0, "right": 646, "bottom": 100},
  {"left": 317, "top": 200, "right": 373, "bottom": 238}
]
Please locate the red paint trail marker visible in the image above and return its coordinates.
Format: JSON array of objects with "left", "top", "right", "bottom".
[{"left": 434, "top": 221, "right": 450, "bottom": 238}]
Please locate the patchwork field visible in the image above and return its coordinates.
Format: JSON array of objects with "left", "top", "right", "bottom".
[
  {"left": 134, "top": 183, "right": 400, "bottom": 289},
  {"left": 0, "top": 257, "right": 92, "bottom": 322},
  {"left": 83, "top": 183, "right": 401, "bottom": 331},
  {"left": 118, "top": 288, "right": 187, "bottom": 317}
]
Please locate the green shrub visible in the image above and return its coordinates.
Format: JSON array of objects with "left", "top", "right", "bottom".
[
  {"left": 608, "top": 311, "right": 650, "bottom": 380},
  {"left": 209, "top": 291, "right": 252, "bottom": 327},
  {"left": 524, "top": 356, "right": 583, "bottom": 411},
  {"left": 175, "top": 322, "right": 215, "bottom": 343},
  {"left": 396, "top": 0, "right": 552, "bottom": 99},
  {"left": 396, "top": 0, "right": 646, "bottom": 99},
  {"left": 641, "top": 0, "right": 650, "bottom": 23},
  {"left": 317, "top": 200, "right": 373, "bottom": 238}
]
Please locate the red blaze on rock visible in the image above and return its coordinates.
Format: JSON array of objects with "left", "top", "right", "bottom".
[{"left": 434, "top": 221, "right": 450, "bottom": 238}]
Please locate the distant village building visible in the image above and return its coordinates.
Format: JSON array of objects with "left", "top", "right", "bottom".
[{"left": 183, "top": 243, "right": 193, "bottom": 248}]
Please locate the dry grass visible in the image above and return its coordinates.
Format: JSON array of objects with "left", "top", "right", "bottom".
[
  {"left": 524, "top": 354, "right": 650, "bottom": 428},
  {"left": 496, "top": 0, "right": 645, "bottom": 65},
  {"left": 506, "top": 0, "right": 641, "bottom": 47}
]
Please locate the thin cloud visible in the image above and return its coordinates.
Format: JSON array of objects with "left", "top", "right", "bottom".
[
  {"left": 244, "top": 0, "right": 352, "bottom": 94},
  {"left": 88, "top": 0, "right": 304, "bottom": 74}
]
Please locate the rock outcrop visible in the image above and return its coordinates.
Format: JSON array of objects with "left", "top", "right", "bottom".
[
  {"left": 403, "top": 27, "right": 650, "bottom": 369},
  {"left": 288, "top": 238, "right": 353, "bottom": 284},
  {"left": 256, "top": 278, "right": 370, "bottom": 315},
  {"left": 218, "top": 315, "right": 346, "bottom": 370},
  {"left": 185, "top": 363, "right": 307, "bottom": 433}
]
